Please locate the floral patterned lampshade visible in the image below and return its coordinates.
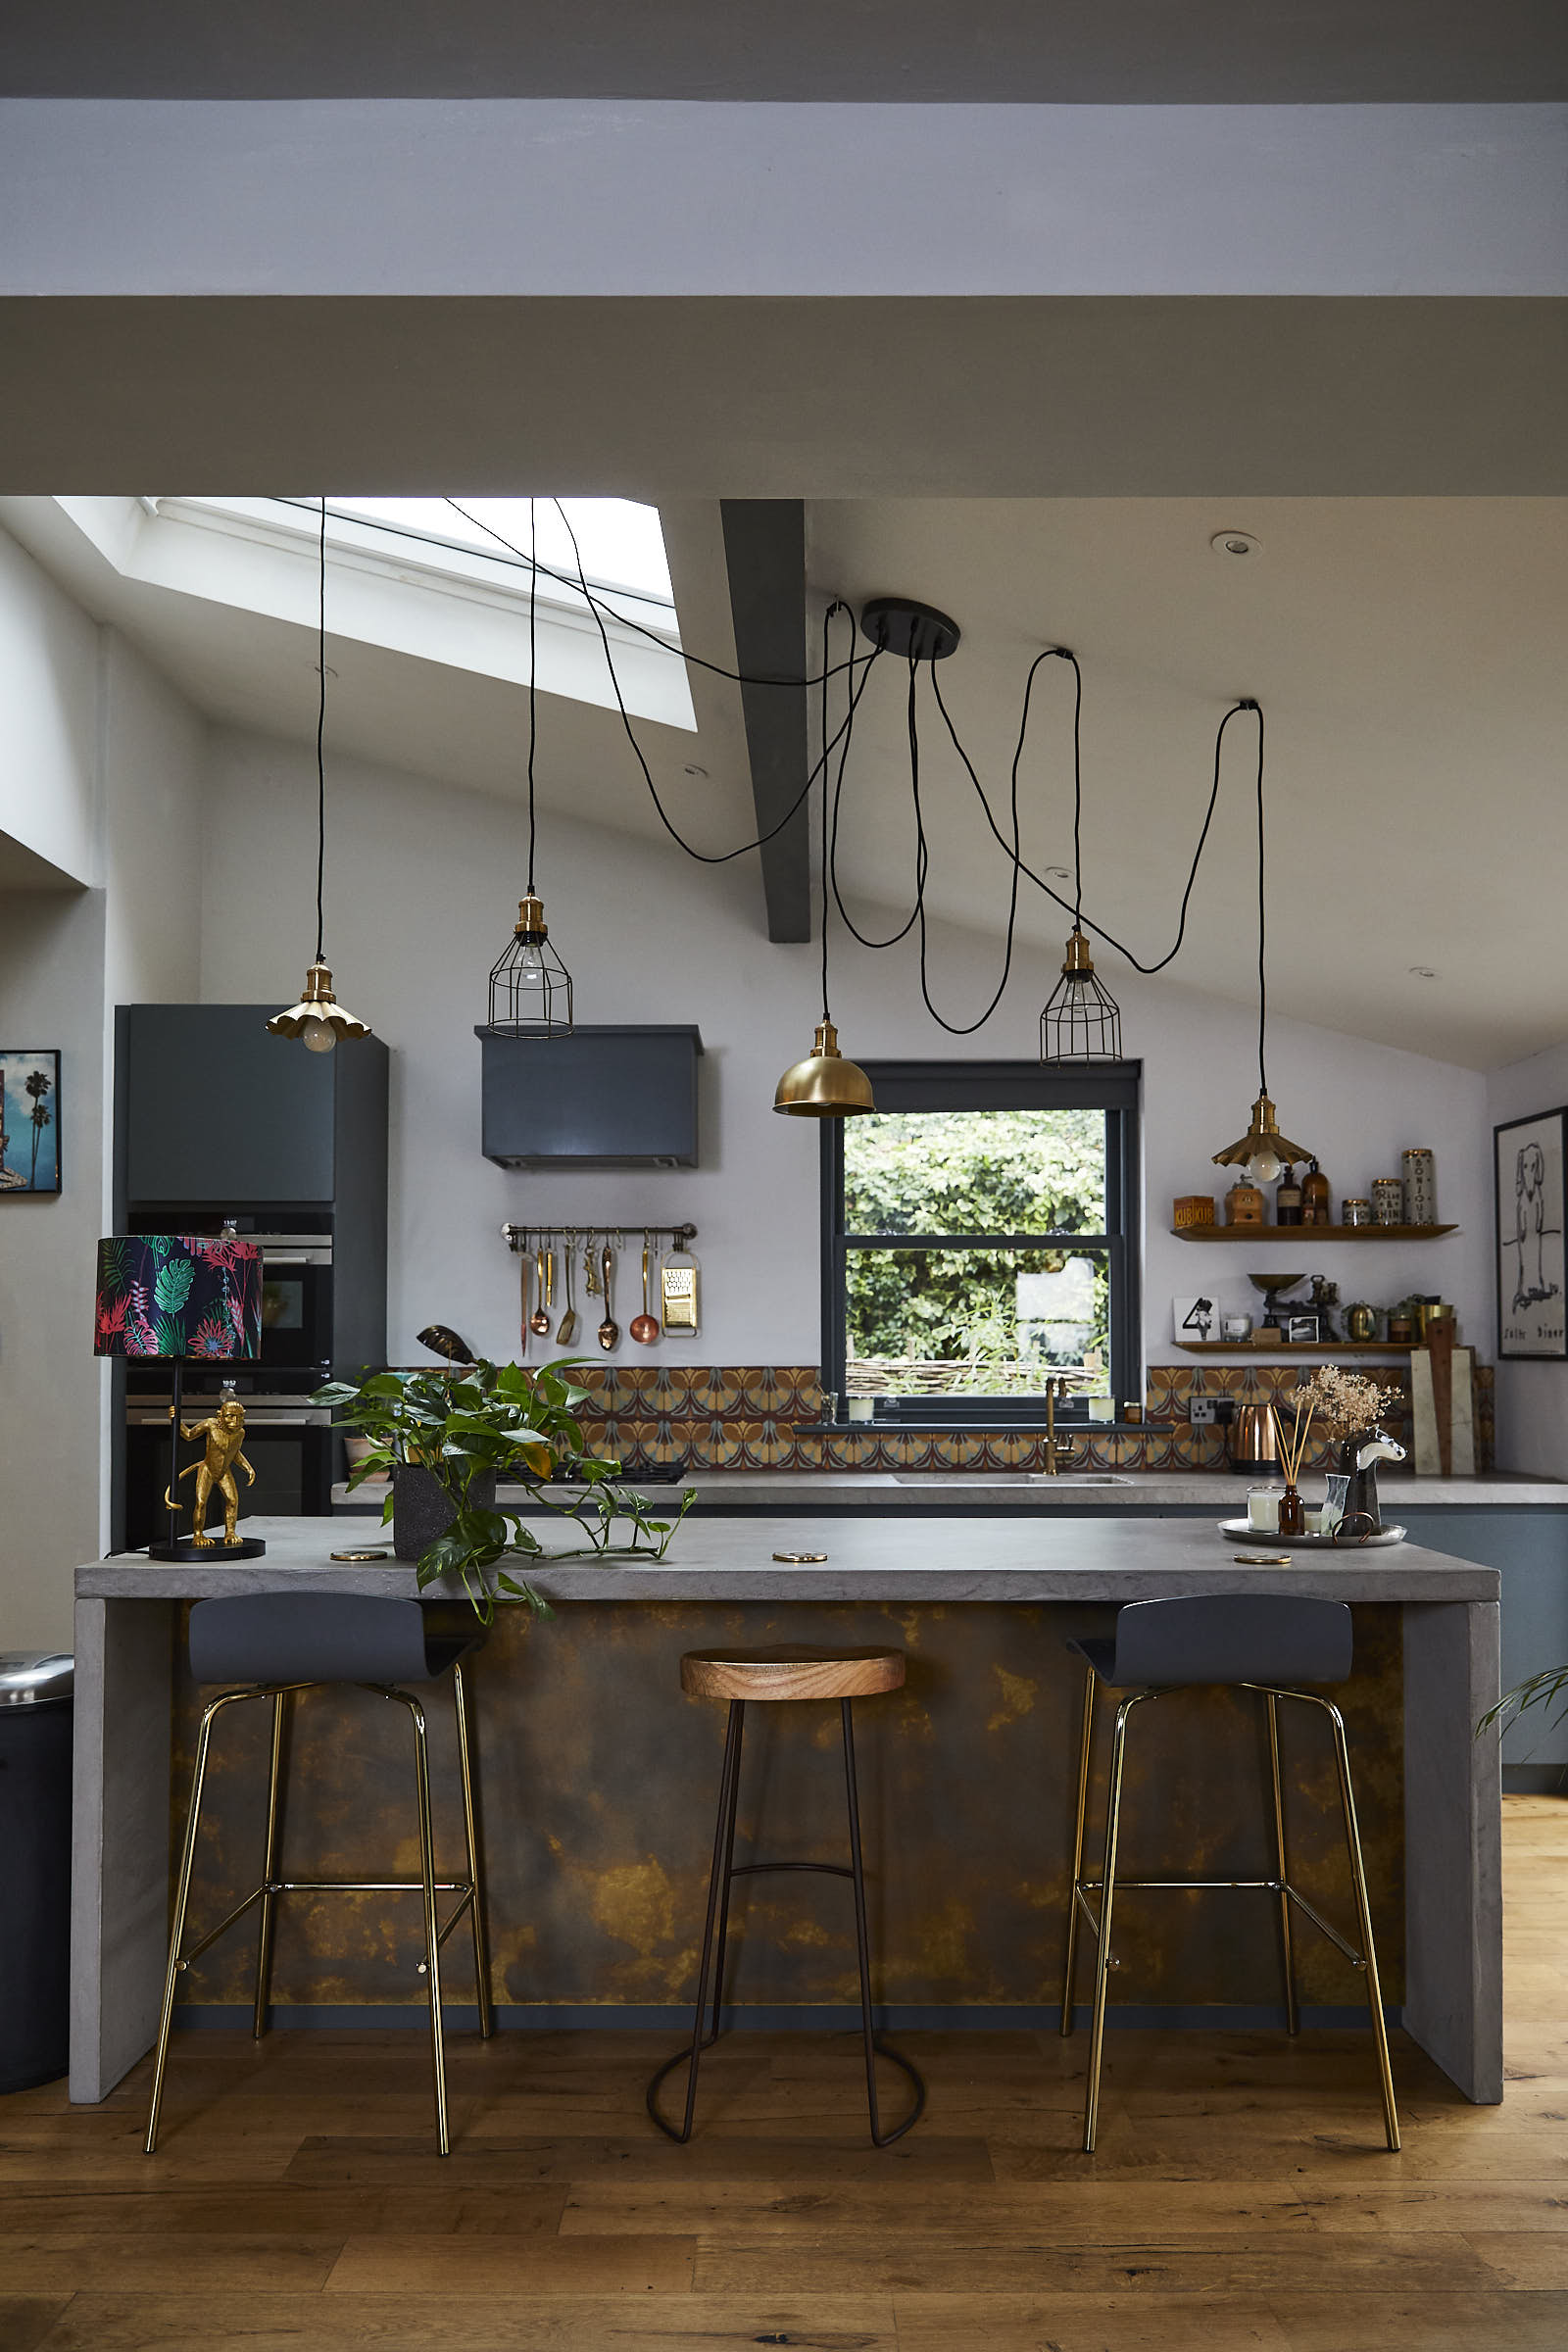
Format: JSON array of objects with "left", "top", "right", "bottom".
[{"left": 93, "top": 1234, "right": 263, "bottom": 1360}]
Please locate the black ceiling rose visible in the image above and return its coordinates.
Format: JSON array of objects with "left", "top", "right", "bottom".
[{"left": 859, "top": 597, "right": 962, "bottom": 662}]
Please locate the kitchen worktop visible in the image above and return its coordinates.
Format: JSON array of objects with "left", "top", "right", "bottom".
[{"left": 330, "top": 1468, "right": 1566, "bottom": 1512}]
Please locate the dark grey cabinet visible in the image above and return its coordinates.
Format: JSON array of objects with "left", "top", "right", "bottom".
[
  {"left": 476, "top": 1024, "right": 704, "bottom": 1168},
  {"left": 120, "top": 1004, "right": 386, "bottom": 1208}
]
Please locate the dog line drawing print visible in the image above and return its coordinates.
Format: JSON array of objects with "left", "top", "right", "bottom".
[
  {"left": 1497, "top": 1108, "right": 1568, "bottom": 1359},
  {"left": 1513, "top": 1139, "right": 1560, "bottom": 1315}
]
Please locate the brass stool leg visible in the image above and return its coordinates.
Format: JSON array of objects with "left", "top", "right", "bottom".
[
  {"left": 252, "top": 1691, "right": 289, "bottom": 2040},
  {"left": 1060, "top": 1662, "right": 1097, "bottom": 2036},
  {"left": 1265, "top": 1691, "right": 1299, "bottom": 2037},
  {"left": 146, "top": 1690, "right": 249, "bottom": 2154},
  {"left": 647, "top": 1698, "right": 747, "bottom": 2142},
  {"left": 841, "top": 1698, "right": 925, "bottom": 2147},
  {"left": 451, "top": 1661, "right": 493, "bottom": 2038},
  {"left": 1319, "top": 1696, "right": 1401, "bottom": 2152},
  {"left": 398, "top": 1692, "right": 450, "bottom": 2156},
  {"left": 1083, "top": 1692, "right": 1143, "bottom": 2154}
]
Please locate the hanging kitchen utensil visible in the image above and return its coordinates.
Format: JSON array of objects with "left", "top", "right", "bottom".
[
  {"left": 597, "top": 1243, "right": 619, "bottom": 1351},
  {"left": 583, "top": 1237, "right": 601, "bottom": 1296},
  {"left": 517, "top": 1238, "right": 531, "bottom": 1354},
  {"left": 661, "top": 1243, "right": 701, "bottom": 1335},
  {"left": 630, "top": 1230, "right": 661, "bottom": 1345},
  {"left": 557, "top": 1232, "right": 579, "bottom": 1346},
  {"left": 530, "top": 1246, "right": 552, "bottom": 1338}
]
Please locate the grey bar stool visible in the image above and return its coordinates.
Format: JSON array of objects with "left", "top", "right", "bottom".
[
  {"left": 1059, "top": 1593, "right": 1399, "bottom": 2154},
  {"left": 648, "top": 1642, "right": 925, "bottom": 2147},
  {"left": 145, "top": 1592, "right": 492, "bottom": 2158}
]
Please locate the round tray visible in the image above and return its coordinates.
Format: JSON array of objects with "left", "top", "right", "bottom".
[{"left": 1217, "top": 1518, "right": 1407, "bottom": 1549}]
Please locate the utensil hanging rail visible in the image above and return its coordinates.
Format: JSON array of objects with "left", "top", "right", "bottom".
[{"left": 501, "top": 1222, "right": 697, "bottom": 1250}]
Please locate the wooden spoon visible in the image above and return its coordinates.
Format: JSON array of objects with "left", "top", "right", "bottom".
[
  {"left": 630, "top": 1232, "right": 661, "bottom": 1345},
  {"left": 597, "top": 1244, "right": 619, "bottom": 1351},
  {"left": 530, "top": 1247, "right": 551, "bottom": 1338}
]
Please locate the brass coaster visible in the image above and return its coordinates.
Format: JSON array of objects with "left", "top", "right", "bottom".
[
  {"left": 772, "top": 1550, "right": 828, "bottom": 1563},
  {"left": 329, "top": 1547, "right": 391, "bottom": 1561}
]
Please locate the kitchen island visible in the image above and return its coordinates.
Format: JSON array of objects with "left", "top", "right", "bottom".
[{"left": 73, "top": 1516, "right": 1501, "bottom": 2111}]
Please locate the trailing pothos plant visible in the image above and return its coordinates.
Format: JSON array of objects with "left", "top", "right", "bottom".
[{"left": 313, "top": 1357, "right": 695, "bottom": 1623}]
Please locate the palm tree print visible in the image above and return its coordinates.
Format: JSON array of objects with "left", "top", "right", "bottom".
[{"left": 25, "top": 1067, "right": 52, "bottom": 1188}]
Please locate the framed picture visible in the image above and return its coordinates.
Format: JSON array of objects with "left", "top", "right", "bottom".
[
  {"left": 0, "top": 1049, "right": 60, "bottom": 1195},
  {"left": 1286, "top": 1314, "right": 1320, "bottom": 1345},
  {"left": 1495, "top": 1107, "right": 1568, "bottom": 1357}
]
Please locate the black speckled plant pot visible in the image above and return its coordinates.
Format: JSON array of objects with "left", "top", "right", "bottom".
[{"left": 391, "top": 1466, "right": 496, "bottom": 1562}]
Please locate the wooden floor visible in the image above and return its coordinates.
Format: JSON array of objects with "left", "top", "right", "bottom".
[{"left": 4, "top": 1795, "right": 1566, "bottom": 2351}]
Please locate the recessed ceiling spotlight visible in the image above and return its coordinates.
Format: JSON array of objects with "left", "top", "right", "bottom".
[
  {"left": 683, "top": 763, "right": 709, "bottom": 779},
  {"left": 1210, "top": 531, "right": 1259, "bottom": 559},
  {"left": 1046, "top": 866, "right": 1072, "bottom": 882},
  {"left": 1408, "top": 965, "right": 1440, "bottom": 980}
]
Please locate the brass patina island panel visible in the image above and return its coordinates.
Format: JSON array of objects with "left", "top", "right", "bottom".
[{"left": 73, "top": 1516, "right": 1500, "bottom": 2110}]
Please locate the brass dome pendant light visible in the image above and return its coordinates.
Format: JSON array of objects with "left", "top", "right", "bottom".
[
  {"left": 485, "top": 498, "right": 573, "bottom": 1036},
  {"left": 268, "top": 499, "right": 370, "bottom": 1052},
  {"left": 1211, "top": 702, "right": 1311, "bottom": 1183},
  {"left": 1041, "top": 650, "right": 1122, "bottom": 1063},
  {"left": 774, "top": 602, "right": 879, "bottom": 1117}
]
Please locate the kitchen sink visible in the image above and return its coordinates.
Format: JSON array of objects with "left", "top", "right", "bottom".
[{"left": 892, "top": 1472, "right": 1135, "bottom": 1487}]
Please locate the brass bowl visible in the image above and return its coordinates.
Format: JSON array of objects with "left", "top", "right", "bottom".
[{"left": 1248, "top": 1271, "right": 1306, "bottom": 1299}]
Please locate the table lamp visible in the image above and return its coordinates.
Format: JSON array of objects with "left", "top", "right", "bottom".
[{"left": 94, "top": 1233, "right": 266, "bottom": 1561}]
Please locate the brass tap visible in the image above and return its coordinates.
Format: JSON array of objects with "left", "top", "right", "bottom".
[{"left": 1041, "top": 1375, "right": 1080, "bottom": 1476}]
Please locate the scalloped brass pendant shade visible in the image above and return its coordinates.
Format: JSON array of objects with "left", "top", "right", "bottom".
[
  {"left": 266, "top": 959, "right": 370, "bottom": 1054},
  {"left": 772, "top": 1019, "right": 876, "bottom": 1117},
  {"left": 1211, "top": 1091, "right": 1312, "bottom": 1179}
]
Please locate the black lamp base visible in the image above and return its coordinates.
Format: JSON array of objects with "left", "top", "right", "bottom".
[{"left": 147, "top": 1536, "right": 268, "bottom": 1562}]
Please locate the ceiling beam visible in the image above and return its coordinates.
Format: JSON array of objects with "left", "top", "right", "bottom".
[{"left": 718, "top": 499, "right": 810, "bottom": 945}]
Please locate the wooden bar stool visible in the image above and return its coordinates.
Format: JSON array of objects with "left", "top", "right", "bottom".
[
  {"left": 1059, "top": 1593, "right": 1400, "bottom": 2155},
  {"left": 145, "top": 1592, "right": 492, "bottom": 2158},
  {"left": 648, "top": 1642, "right": 925, "bottom": 2147}
]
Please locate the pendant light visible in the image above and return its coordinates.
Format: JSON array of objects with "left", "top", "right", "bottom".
[
  {"left": 774, "top": 605, "right": 875, "bottom": 1117},
  {"left": 485, "top": 498, "right": 573, "bottom": 1035},
  {"left": 1210, "top": 702, "right": 1311, "bottom": 1183},
  {"left": 267, "top": 500, "right": 370, "bottom": 1053},
  {"left": 1040, "top": 651, "right": 1123, "bottom": 1063}
]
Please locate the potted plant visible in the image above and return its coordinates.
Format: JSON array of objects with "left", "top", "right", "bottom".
[{"left": 313, "top": 1356, "right": 695, "bottom": 1619}]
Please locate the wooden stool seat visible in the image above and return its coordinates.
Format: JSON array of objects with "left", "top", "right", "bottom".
[{"left": 680, "top": 1644, "right": 906, "bottom": 1703}]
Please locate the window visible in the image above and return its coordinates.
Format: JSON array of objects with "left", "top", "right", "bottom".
[{"left": 820, "top": 1061, "right": 1142, "bottom": 1422}]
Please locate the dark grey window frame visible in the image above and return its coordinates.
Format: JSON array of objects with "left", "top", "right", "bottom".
[{"left": 819, "top": 1059, "right": 1143, "bottom": 1426}]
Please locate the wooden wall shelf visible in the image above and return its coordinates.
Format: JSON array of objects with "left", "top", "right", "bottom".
[
  {"left": 1171, "top": 1224, "right": 1456, "bottom": 1243},
  {"left": 1175, "top": 1340, "right": 1411, "bottom": 1357}
]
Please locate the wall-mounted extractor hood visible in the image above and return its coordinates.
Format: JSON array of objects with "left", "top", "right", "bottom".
[{"left": 475, "top": 1024, "right": 704, "bottom": 1169}]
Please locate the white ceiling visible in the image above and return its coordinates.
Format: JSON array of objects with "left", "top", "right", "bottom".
[{"left": 4, "top": 490, "right": 1565, "bottom": 1070}]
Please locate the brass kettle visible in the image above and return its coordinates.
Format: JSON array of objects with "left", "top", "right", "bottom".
[{"left": 1228, "top": 1400, "right": 1282, "bottom": 1476}]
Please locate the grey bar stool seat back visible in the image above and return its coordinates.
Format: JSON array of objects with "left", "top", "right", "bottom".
[
  {"left": 1060, "top": 1592, "right": 1398, "bottom": 2155},
  {"left": 147, "top": 1593, "right": 492, "bottom": 2159}
]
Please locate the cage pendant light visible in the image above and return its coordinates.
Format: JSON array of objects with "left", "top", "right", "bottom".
[
  {"left": 1039, "top": 653, "right": 1122, "bottom": 1064},
  {"left": 484, "top": 497, "right": 573, "bottom": 1038},
  {"left": 268, "top": 498, "right": 370, "bottom": 1052},
  {"left": 773, "top": 603, "right": 875, "bottom": 1117}
]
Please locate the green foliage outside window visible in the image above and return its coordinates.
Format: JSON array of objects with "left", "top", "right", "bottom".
[{"left": 843, "top": 1109, "right": 1111, "bottom": 1392}]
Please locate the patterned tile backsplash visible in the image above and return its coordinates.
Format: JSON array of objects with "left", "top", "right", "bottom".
[{"left": 571, "top": 1361, "right": 1494, "bottom": 1474}]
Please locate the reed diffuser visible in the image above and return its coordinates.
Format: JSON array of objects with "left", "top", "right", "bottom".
[{"left": 1276, "top": 1386, "right": 1317, "bottom": 1538}]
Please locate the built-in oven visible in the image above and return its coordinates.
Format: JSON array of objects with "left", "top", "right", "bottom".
[
  {"left": 253, "top": 1236, "right": 334, "bottom": 1379},
  {"left": 123, "top": 1392, "right": 335, "bottom": 1549}
]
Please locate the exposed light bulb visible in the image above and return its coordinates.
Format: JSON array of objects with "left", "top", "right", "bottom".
[
  {"left": 1248, "top": 1146, "right": 1283, "bottom": 1185},
  {"left": 302, "top": 1014, "right": 338, "bottom": 1054},
  {"left": 514, "top": 942, "right": 547, "bottom": 990}
]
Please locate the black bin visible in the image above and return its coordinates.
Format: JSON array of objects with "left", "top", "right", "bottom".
[{"left": 0, "top": 1653, "right": 74, "bottom": 2092}]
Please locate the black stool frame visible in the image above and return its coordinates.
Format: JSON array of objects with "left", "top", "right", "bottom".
[
  {"left": 648, "top": 1696, "right": 925, "bottom": 2146},
  {"left": 1060, "top": 1666, "right": 1400, "bottom": 2154},
  {"left": 145, "top": 1662, "right": 491, "bottom": 2158}
]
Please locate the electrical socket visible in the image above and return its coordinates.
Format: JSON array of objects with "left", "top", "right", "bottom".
[{"left": 1189, "top": 1396, "right": 1219, "bottom": 1425}]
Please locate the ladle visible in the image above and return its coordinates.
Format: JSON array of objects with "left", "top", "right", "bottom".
[
  {"left": 597, "top": 1243, "right": 619, "bottom": 1351},
  {"left": 530, "top": 1247, "right": 552, "bottom": 1337},
  {"left": 630, "top": 1231, "right": 661, "bottom": 1345}
]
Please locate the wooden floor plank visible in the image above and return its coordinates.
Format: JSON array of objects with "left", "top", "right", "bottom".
[
  {"left": 285, "top": 2130, "right": 997, "bottom": 2184},
  {"left": 892, "top": 2293, "right": 1294, "bottom": 2349},
  {"left": 0, "top": 2232, "right": 341, "bottom": 2295},
  {"left": 323, "top": 2233, "right": 695, "bottom": 2296},
  {"left": 0, "top": 2303, "right": 70, "bottom": 2352},
  {"left": 29, "top": 2294, "right": 899, "bottom": 2350},
  {"left": 1267, "top": 2290, "right": 1568, "bottom": 2350}
]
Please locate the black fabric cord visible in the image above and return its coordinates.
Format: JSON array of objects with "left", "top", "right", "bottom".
[{"left": 315, "top": 496, "right": 326, "bottom": 963}]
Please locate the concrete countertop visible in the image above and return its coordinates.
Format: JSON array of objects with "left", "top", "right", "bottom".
[
  {"left": 80, "top": 1512, "right": 1500, "bottom": 1603},
  {"left": 330, "top": 1469, "right": 1566, "bottom": 1511}
]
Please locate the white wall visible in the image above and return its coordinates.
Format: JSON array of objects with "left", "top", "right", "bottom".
[
  {"left": 200, "top": 727, "right": 1492, "bottom": 1377},
  {"left": 0, "top": 525, "right": 204, "bottom": 1649},
  {"left": 1487, "top": 1041, "right": 1568, "bottom": 1476}
]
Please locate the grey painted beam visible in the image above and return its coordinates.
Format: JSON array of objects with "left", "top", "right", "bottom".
[{"left": 719, "top": 499, "right": 810, "bottom": 944}]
